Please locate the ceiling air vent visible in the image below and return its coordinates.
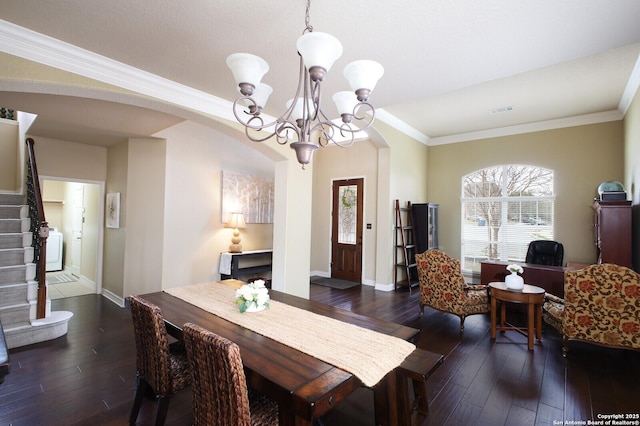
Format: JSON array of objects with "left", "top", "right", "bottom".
[{"left": 489, "top": 105, "right": 514, "bottom": 114}]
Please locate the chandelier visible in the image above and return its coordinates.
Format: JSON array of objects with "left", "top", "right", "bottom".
[{"left": 226, "top": 0, "right": 384, "bottom": 169}]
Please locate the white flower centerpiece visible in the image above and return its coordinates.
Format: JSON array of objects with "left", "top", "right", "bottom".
[
  {"left": 235, "top": 280, "right": 270, "bottom": 313},
  {"left": 505, "top": 264, "right": 524, "bottom": 290}
]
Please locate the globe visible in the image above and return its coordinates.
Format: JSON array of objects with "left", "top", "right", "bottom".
[{"left": 597, "top": 181, "right": 625, "bottom": 196}]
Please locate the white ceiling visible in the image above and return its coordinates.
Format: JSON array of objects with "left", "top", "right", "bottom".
[{"left": 1, "top": 0, "right": 640, "bottom": 147}]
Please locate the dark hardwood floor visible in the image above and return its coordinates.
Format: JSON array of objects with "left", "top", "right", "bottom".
[{"left": 1, "top": 285, "right": 639, "bottom": 425}]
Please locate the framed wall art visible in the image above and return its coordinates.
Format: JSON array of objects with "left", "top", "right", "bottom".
[
  {"left": 106, "top": 192, "right": 120, "bottom": 228},
  {"left": 221, "top": 171, "right": 274, "bottom": 224}
]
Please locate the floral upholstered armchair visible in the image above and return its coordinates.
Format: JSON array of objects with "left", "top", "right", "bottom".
[
  {"left": 416, "top": 249, "right": 490, "bottom": 332},
  {"left": 543, "top": 263, "right": 640, "bottom": 356}
]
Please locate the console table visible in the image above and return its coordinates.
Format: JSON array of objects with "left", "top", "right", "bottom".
[{"left": 219, "top": 249, "right": 273, "bottom": 280}]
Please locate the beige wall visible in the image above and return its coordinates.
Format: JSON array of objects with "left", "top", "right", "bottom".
[
  {"left": 311, "top": 121, "right": 429, "bottom": 288},
  {"left": 81, "top": 182, "right": 101, "bottom": 282},
  {"left": 380, "top": 121, "right": 429, "bottom": 286},
  {"left": 428, "top": 121, "right": 625, "bottom": 265},
  {"left": 103, "top": 141, "right": 128, "bottom": 298},
  {"left": 32, "top": 136, "right": 107, "bottom": 181},
  {"left": 311, "top": 141, "right": 379, "bottom": 284},
  {"left": 122, "top": 138, "right": 167, "bottom": 297},
  {"left": 42, "top": 180, "right": 65, "bottom": 230},
  {"left": 0, "top": 119, "right": 19, "bottom": 192},
  {"left": 623, "top": 85, "right": 640, "bottom": 270},
  {"left": 156, "top": 121, "right": 274, "bottom": 290}
]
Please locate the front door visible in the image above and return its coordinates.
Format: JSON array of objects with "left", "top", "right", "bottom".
[{"left": 331, "top": 178, "right": 363, "bottom": 283}]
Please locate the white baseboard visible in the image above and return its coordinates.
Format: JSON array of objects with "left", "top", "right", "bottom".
[
  {"left": 374, "top": 282, "right": 395, "bottom": 292},
  {"left": 101, "top": 288, "right": 125, "bottom": 307},
  {"left": 309, "top": 271, "right": 377, "bottom": 288}
]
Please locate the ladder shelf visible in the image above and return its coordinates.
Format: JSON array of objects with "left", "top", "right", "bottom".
[{"left": 394, "top": 200, "right": 419, "bottom": 292}]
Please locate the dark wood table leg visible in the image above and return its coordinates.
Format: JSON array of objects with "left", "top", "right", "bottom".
[
  {"left": 278, "top": 405, "right": 296, "bottom": 426},
  {"left": 373, "top": 371, "right": 399, "bottom": 426},
  {"left": 396, "top": 371, "right": 411, "bottom": 425},
  {"left": 491, "top": 294, "right": 497, "bottom": 340},
  {"left": 535, "top": 303, "right": 542, "bottom": 341},
  {"left": 527, "top": 301, "right": 535, "bottom": 350},
  {"left": 412, "top": 379, "right": 429, "bottom": 415}
]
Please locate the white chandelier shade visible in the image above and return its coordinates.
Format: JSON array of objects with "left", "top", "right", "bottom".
[
  {"left": 295, "top": 32, "right": 344, "bottom": 79},
  {"left": 286, "top": 98, "right": 315, "bottom": 121},
  {"left": 226, "top": 53, "right": 269, "bottom": 96},
  {"left": 248, "top": 83, "right": 273, "bottom": 110},
  {"left": 343, "top": 60, "right": 385, "bottom": 101},
  {"left": 332, "top": 91, "right": 359, "bottom": 118}
]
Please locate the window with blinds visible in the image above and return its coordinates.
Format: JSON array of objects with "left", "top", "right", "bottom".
[{"left": 461, "top": 165, "right": 555, "bottom": 273}]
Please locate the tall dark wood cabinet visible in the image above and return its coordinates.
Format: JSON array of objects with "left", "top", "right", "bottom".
[
  {"left": 411, "top": 203, "right": 439, "bottom": 254},
  {"left": 593, "top": 200, "right": 632, "bottom": 268}
]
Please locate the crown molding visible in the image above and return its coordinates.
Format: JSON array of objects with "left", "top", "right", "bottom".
[
  {"left": 375, "top": 109, "right": 430, "bottom": 145},
  {"left": 428, "top": 110, "right": 624, "bottom": 146},
  {"left": 0, "top": 19, "right": 234, "bottom": 122},
  {"left": 619, "top": 52, "right": 640, "bottom": 114}
]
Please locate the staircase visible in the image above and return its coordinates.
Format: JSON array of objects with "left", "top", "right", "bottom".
[{"left": 0, "top": 192, "right": 72, "bottom": 349}]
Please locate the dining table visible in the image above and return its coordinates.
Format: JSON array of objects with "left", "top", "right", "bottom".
[{"left": 139, "top": 280, "right": 442, "bottom": 425}]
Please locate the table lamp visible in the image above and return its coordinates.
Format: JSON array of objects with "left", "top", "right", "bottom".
[{"left": 225, "top": 212, "right": 246, "bottom": 253}]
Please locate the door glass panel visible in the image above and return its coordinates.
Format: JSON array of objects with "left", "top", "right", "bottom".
[{"left": 338, "top": 185, "right": 357, "bottom": 244}]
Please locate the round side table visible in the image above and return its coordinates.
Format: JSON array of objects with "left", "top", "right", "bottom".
[{"left": 489, "top": 281, "right": 545, "bottom": 350}]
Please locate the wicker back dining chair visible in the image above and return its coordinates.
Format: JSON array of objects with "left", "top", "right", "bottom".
[
  {"left": 182, "top": 322, "right": 279, "bottom": 426},
  {"left": 128, "top": 295, "right": 191, "bottom": 426}
]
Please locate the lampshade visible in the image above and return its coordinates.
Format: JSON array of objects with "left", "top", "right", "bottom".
[
  {"left": 226, "top": 53, "right": 270, "bottom": 95},
  {"left": 240, "top": 83, "right": 273, "bottom": 112},
  {"left": 250, "top": 83, "right": 273, "bottom": 109},
  {"left": 286, "top": 98, "right": 315, "bottom": 121},
  {"left": 343, "top": 60, "right": 384, "bottom": 100},
  {"left": 296, "top": 32, "right": 343, "bottom": 79},
  {"left": 225, "top": 212, "right": 246, "bottom": 229},
  {"left": 332, "top": 91, "right": 359, "bottom": 116}
]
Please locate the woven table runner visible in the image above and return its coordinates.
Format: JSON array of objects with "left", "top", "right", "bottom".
[{"left": 165, "top": 282, "right": 415, "bottom": 387}]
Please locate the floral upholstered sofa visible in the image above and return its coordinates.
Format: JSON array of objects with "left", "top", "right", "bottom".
[
  {"left": 416, "top": 249, "right": 490, "bottom": 333},
  {"left": 543, "top": 263, "right": 640, "bottom": 356}
]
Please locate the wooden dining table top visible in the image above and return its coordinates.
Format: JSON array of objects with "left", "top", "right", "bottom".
[{"left": 139, "top": 284, "right": 421, "bottom": 425}]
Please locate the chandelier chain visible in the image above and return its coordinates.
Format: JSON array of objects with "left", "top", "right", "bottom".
[{"left": 304, "top": 0, "right": 313, "bottom": 33}]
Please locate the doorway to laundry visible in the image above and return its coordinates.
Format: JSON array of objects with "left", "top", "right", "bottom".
[{"left": 41, "top": 178, "right": 104, "bottom": 299}]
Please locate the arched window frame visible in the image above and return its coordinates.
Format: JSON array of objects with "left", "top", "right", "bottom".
[{"left": 460, "top": 164, "right": 555, "bottom": 272}]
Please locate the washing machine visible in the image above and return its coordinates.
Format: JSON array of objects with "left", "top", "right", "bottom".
[{"left": 46, "top": 227, "right": 63, "bottom": 272}]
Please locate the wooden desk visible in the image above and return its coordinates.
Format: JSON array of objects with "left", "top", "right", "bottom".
[
  {"left": 480, "top": 260, "right": 582, "bottom": 298},
  {"left": 140, "top": 289, "right": 440, "bottom": 425},
  {"left": 489, "top": 282, "right": 545, "bottom": 350}
]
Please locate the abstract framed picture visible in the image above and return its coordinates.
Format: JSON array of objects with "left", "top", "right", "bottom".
[
  {"left": 106, "top": 192, "right": 120, "bottom": 228},
  {"left": 221, "top": 171, "right": 274, "bottom": 224}
]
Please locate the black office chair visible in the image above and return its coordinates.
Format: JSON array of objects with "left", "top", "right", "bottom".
[{"left": 525, "top": 240, "right": 564, "bottom": 266}]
